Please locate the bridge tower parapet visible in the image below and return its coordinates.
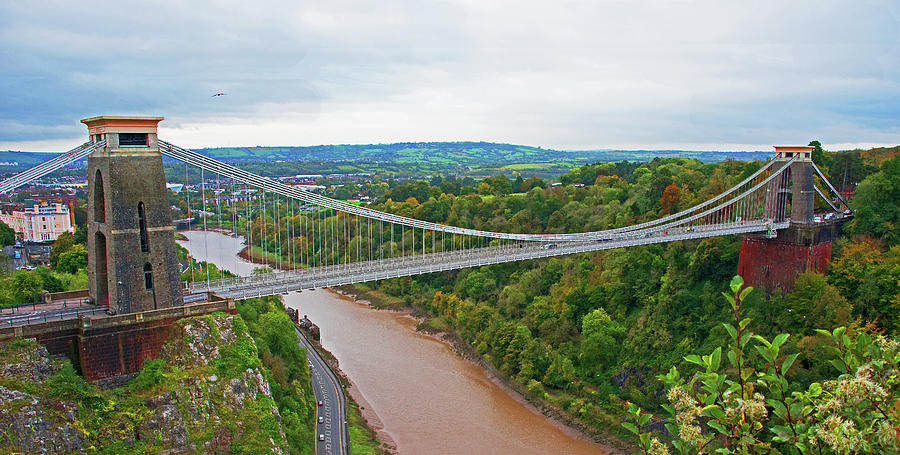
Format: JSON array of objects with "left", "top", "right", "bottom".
[{"left": 83, "top": 116, "right": 183, "bottom": 314}]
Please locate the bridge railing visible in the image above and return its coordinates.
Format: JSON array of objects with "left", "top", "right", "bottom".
[{"left": 0, "top": 306, "right": 107, "bottom": 328}]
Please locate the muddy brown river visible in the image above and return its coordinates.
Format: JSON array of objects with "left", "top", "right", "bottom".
[{"left": 179, "top": 230, "right": 612, "bottom": 455}]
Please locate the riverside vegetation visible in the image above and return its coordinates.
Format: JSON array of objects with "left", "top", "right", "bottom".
[{"left": 236, "top": 144, "right": 899, "bottom": 452}]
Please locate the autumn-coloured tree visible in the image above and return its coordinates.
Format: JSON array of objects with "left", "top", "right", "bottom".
[{"left": 660, "top": 183, "right": 681, "bottom": 215}]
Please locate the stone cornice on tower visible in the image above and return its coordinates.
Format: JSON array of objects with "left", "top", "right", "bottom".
[{"left": 81, "top": 116, "right": 164, "bottom": 135}]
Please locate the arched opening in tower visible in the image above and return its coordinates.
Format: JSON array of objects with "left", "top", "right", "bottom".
[
  {"left": 94, "top": 231, "right": 109, "bottom": 308},
  {"left": 93, "top": 169, "right": 105, "bottom": 223},
  {"left": 138, "top": 202, "right": 149, "bottom": 253}
]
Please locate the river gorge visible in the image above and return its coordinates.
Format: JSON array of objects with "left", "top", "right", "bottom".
[{"left": 178, "top": 229, "right": 613, "bottom": 455}]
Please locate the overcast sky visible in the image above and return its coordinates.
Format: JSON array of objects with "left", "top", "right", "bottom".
[{"left": 1, "top": 0, "right": 898, "bottom": 152}]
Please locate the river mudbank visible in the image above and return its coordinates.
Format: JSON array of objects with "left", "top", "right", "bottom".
[
  {"left": 236, "top": 245, "right": 299, "bottom": 271},
  {"left": 335, "top": 283, "right": 633, "bottom": 454}
]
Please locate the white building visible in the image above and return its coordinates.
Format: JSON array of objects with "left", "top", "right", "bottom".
[{"left": 0, "top": 202, "right": 74, "bottom": 242}]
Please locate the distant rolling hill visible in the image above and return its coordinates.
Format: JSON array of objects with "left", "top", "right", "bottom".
[
  {"left": 192, "top": 142, "right": 770, "bottom": 165},
  {"left": 0, "top": 150, "right": 72, "bottom": 168},
  {"left": 1, "top": 142, "right": 772, "bottom": 179}
]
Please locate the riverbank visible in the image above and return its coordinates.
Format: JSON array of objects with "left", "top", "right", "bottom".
[
  {"left": 334, "top": 284, "right": 633, "bottom": 454},
  {"left": 237, "top": 245, "right": 299, "bottom": 271}
]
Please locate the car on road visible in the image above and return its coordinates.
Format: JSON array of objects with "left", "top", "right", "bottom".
[
  {"left": 317, "top": 400, "right": 324, "bottom": 406},
  {"left": 318, "top": 434, "right": 325, "bottom": 441},
  {"left": 318, "top": 416, "right": 324, "bottom": 424}
]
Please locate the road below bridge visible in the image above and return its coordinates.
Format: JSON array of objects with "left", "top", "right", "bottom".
[{"left": 297, "top": 327, "right": 348, "bottom": 455}]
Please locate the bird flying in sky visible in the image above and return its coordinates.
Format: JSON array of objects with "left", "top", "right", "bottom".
[{"left": 211, "top": 93, "right": 226, "bottom": 97}]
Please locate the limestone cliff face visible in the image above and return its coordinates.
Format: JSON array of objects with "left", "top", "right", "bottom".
[
  {"left": 0, "top": 339, "right": 83, "bottom": 454},
  {"left": 0, "top": 314, "right": 290, "bottom": 454},
  {"left": 142, "top": 314, "right": 289, "bottom": 454}
]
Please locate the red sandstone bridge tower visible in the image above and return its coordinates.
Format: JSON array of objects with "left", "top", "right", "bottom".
[
  {"left": 738, "top": 146, "right": 843, "bottom": 293},
  {"left": 83, "top": 116, "right": 183, "bottom": 313}
]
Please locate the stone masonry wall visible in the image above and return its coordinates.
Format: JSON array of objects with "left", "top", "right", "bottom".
[{"left": 737, "top": 237, "right": 833, "bottom": 294}]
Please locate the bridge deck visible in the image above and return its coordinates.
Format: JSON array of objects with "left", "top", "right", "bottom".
[{"left": 192, "top": 220, "right": 787, "bottom": 299}]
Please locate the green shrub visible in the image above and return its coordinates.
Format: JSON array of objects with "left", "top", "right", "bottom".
[{"left": 130, "top": 358, "right": 166, "bottom": 390}]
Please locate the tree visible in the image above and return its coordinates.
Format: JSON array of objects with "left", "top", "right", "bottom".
[
  {"left": 849, "top": 155, "right": 900, "bottom": 246},
  {"left": 828, "top": 240, "right": 900, "bottom": 334},
  {"left": 0, "top": 220, "right": 14, "bottom": 247},
  {"left": 580, "top": 307, "right": 624, "bottom": 371},
  {"left": 73, "top": 225, "right": 87, "bottom": 245},
  {"left": 809, "top": 140, "right": 832, "bottom": 170},
  {"left": 498, "top": 285, "right": 526, "bottom": 318},
  {"left": 520, "top": 176, "right": 545, "bottom": 192},
  {"left": 49, "top": 231, "right": 75, "bottom": 268},
  {"left": 502, "top": 325, "right": 533, "bottom": 376},
  {"left": 36, "top": 266, "right": 64, "bottom": 293},
  {"left": 782, "top": 272, "right": 853, "bottom": 334},
  {"left": 542, "top": 352, "right": 576, "bottom": 389},
  {"left": 483, "top": 174, "right": 512, "bottom": 195},
  {"left": 1, "top": 270, "right": 43, "bottom": 305},
  {"left": 56, "top": 244, "right": 88, "bottom": 274},
  {"left": 659, "top": 183, "right": 681, "bottom": 215},
  {"left": 828, "top": 152, "right": 875, "bottom": 195},
  {"left": 512, "top": 174, "right": 524, "bottom": 193}
]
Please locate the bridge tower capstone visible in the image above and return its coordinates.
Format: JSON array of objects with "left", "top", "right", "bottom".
[{"left": 83, "top": 116, "right": 183, "bottom": 314}]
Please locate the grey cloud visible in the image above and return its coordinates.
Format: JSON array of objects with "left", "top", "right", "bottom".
[{"left": 1, "top": 0, "right": 898, "bottom": 149}]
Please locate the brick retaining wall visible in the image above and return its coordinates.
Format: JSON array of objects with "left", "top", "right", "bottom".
[
  {"left": 737, "top": 220, "right": 844, "bottom": 294},
  {"left": 0, "top": 298, "right": 236, "bottom": 381}
]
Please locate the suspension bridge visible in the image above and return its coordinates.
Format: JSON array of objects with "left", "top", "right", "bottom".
[{"left": 0, "top": 116, "right": 850, "bottom": 311}]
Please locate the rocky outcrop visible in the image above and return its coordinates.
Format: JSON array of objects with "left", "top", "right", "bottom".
[
  {"left": 612, "top": 363, "right": 651, "bottom": 388},
  {"left": 0, "top": 314, "right": 290, "bottom": 454},
  {"left": 0, "top": 339, "right": 83, "bottom": 454},
  {"left": 139, "top": 314, "right": 289, "bottom": 454}
]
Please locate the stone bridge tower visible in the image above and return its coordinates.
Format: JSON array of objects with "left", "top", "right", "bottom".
[
  {"left": 83, "top": 116, "right": 183, "bottom": 314},
  {"left": 738, "top": 145, "right": 843, "bottom": 293}
]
